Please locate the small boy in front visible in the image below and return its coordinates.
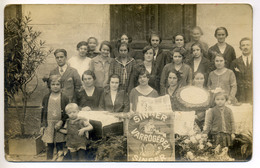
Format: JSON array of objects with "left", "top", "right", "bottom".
[{"left": 59, "top": 103, "right": 93, "bottom": 161}]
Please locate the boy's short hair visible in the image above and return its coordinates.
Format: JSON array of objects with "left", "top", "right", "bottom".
[
  {"left": 214, "top": 91, "right": 229, "bottom": 101},
  {"left": 65, "top": 103, "right": 79, "bottom": 113},
  {"left": 76, "top": 41, "right": 88, "bottom": 49},
  {"left": 54, "top": 49, "right": 67, "bottom": 57},
  {"left": 48, "top": 75, "right": 63, "bottom": 89}
]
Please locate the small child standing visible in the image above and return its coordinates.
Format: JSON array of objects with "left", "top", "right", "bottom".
[
  {"left": 59, "top": 103, "right": 93, "bottom": 161},
  {"left": 203, "top": 91, "right": 235, "bottom": 147},
  {"left": 40, "top": 75, "right": 69, "bottom": 160}
]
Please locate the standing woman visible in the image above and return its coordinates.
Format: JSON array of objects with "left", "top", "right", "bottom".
[
  {"left": 99, "top": 74, "right": 130, "bottom": 112},
  {"left": 109, "top": 43, "right": 135, "bottom": 93},
  {"left": 75, "top": 70, "right": 103, "bottom": 111},
  {"left": 129, "top": 69, "right": 159, "bottom": 112},
  {"left": 160, "top": 47, "right": 193, "bottom": 94},
  {"left": 161, "top": 70, "right": 182, "bottom": 111},
  {"left": 208, "top": 27, "right": 236, "bottom": 69},
  {"left": 87, "top": 37, "right": 99, "bottom": 58},
  {"left": 89, "top": 41, "right": 113, "bottom": 88},
  {"left": 172, "top": 33, "right": 189, "bottom": 63},
  {"left": 148, "top": 33, "right": 172, "bottom": 86},
  {"left": 185, "top": 26, "right": 209, "bottom": 55},
  {"left": 133, "top": 46, "right": 159, "bottom": 92},
  {"left": 187, "top": 42, "right": 210, "bottom": 86},
  {"left": 68, "top": 41, "right": 91, "bottom": 77},
  {"left": 207, "top": 54, "right": 237, "bottom": 104},
  {"left": 110, "top": 33, "right": 139, "bottom": 59}
]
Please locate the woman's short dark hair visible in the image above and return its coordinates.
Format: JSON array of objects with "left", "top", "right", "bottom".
[
  {"left": 108, "top": 74, "right": 121, "bottom": 85},
  {"left": 172, "top": 47, "right": 187, "bottom": 60},
  {"left": 142, "top": 45, "right": 155, "bottom": 56},
  {"left": 214, "top": 27, "right": 228, "bottom": 37},
  {"left": 99, "top": 41, "right": 112, "bottom": 52},
  {"left": 76, "top": 41, "right": 88, "bottom": 50},
  {"left": 120, "top": 33, "right": 132, "bottom": 43},
  {"left": 54, "top": 49, "right": 67, "bottom": 57},
  {"left": 48, "top": 75, "right": 63, "bottom": 89},
  {"left": 117, "top": 42, "right": 130, "bottom": 52},
  {"left": 172, "top": 33, "right": 186, "bottom": 44},
  {"left": 82, "top": 70, "right": 96, "bottom": 81},
  {"left": 148, "top": 33, "right": 162, "bottom": 45},
  {"left": 190, "top": 42, "right": 204, "bottom": 54},
  {"left": 165, "top": 70, "right": 182, "bottom": 87}
]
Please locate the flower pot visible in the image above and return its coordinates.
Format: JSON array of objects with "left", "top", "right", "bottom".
[{"left": 8, "top": 135, "right": 45, "bottom": 155}]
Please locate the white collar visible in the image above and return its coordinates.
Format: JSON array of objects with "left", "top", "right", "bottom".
[{"left": 59, "top": 64, "right": 68, "bottom": 71}]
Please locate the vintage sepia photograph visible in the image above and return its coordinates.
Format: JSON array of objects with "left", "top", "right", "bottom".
[{"left": 4, "top": 3, "right": 253, "bottom": 162}]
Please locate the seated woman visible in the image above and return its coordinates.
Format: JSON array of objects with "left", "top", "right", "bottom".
[
  {"left": 187, "top": 42, "right": 211, "bottom": 86},
  {"left": 109, "top": 43, "right": 135, "bottom": 93},
  {"left": 207, "top": 54, "right": 237, "bottom": 104},
  {"left": 207, "top": 27, "right": 236, "bottom": 69},
  {"left": 74, "top": 70, "right": 103, "bottom": 111},
  {"left": 133, "top": 46, "right": 159, "bottom": 92},
  {"left": 129, "top": 69, "right": 159, "bottom": 112},
  {"left": 89, "top": 41, "right": 113, "bottom": 88},
  {"left": 99, "top": 74, "right": 130, "bottom": 112},
  {"left": 193, "top": 72, "right": 209, "bottom": 131},
  {"left": 86, "top": 37, "right": 99, "bottom": 58},
  {"left": 110, "top": 33, "right": 140, "bottom": 60},
  {"left": 160, "top": 47, "right": 192, "bottom": 94},
  {"left": 161, "top": 70, "right": 182, "bottom": 111}
]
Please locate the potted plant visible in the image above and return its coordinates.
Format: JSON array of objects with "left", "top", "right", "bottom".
[{"left": 5, "top": 13, "right": 53, "bottom": 156}]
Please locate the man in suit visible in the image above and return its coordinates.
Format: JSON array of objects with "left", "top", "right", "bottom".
[
  {"left": 231, "top": 37, "right": 252, "bottom": 103},
  {"left": 50, "top": 49, "right": 82, "bottom": 102}
]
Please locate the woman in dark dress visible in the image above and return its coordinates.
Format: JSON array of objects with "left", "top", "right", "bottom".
[
  {"left": 99, "top": 74, "right": 130, "bottom": 112},
  {"left": 74, "top": 70, "right": 103, "bottom": 111},
  {"left": 207, "top": 27, "right": 236, "bottom": 69}
]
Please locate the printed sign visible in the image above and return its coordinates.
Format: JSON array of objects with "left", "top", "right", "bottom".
[{"left": 128, "top": 112, "right": 175, "bottom": 161}]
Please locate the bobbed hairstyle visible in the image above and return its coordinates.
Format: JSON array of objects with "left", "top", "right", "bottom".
[
  {"left": 165, "top": 70, "right": 182, "bottom": 87},
  {"left": 172, "top": 47, "right": 187, "bottom": 60},
  {"left": 190, "top": 42, "right": 204, "bottom": 54},
  {"left": 120, "top": 33, "right": 133, "bottom": 43},
  {"left": 214, "top": 27, "right": 229, "bottom": 38},
  {"left": 172, "top": 33, "right": 186, "bottom": 44},
  {"left": 99, "top": 41, "right": 112, "bottom": 52},
  {"left": 76, "top": 41, "right": 88, "bottom": 49},
  {"left": 87, "top": 37, "right": 99, "bottom": 45},
  {"left": 82, "top": 70, "right": 96, "bottom": 81},
  {"left": 54, "top": 49, "right": 67, "bottom": 57},
  {"left": 148, "top": 33, "right": 162, "bottom": 45},
  {"left": 117, "top": 42, "right": 130, "bottom": 52},
  {"left": 108, "top": 74, "right": 121, "bottom": 85},
  {"left": 48, "top": 74, "right": 63, "bottom": 89},
  {"left": 142, "top": 45, "right": 155, "bottom": 56}
]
